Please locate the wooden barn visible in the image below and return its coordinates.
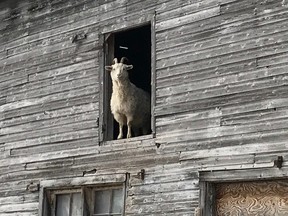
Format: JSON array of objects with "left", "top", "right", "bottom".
[{"left": 1, "top": 0, "right": 288, "bottom": 215}]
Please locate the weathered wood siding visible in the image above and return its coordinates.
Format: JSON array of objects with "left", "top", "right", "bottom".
[{"left": 0, "top": 0, "right": 288, "bottom": 215}]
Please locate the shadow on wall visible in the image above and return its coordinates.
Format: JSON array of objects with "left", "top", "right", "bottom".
[
  {"left": 1, "top": 0, "right": 23, "bottom": 45},
  {"left": 1, "top": 0, "right": 22, "bottom": 19},
  {"left": 1, "top": 0, "right": 49, "bottom": 51},
  {"left": 1, "top": 0, "right": 24, "bottom": 31},
  {"left": 1, "top": 0, "right": 21, "bottom": 9},
  {"left": 1, "top": 0, "right": 48, "bottom": 29}
]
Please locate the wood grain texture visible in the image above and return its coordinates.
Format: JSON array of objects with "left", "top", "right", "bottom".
[{"left": 216, "top": 181, "right": 288, "bottom": 216}]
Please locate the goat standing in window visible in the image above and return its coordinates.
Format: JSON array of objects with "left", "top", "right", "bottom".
[{"left": 105, "top": 57, "right": 150, "bottom": 139}]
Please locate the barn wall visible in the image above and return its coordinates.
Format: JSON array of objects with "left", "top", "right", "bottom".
[{"left": 0, "top": 0, "right": 288, "bottom": 215}]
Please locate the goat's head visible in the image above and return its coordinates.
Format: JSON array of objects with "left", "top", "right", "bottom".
[{"left": 105, "top": 57, "right": 133, "bottom": 82}]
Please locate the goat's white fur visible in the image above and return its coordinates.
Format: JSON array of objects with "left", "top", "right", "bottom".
[{"left": 105, "top": 57, "right": 150, "bottom": 139}]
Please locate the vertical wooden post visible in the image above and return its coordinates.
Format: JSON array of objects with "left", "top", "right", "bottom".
[
  {"left": 99, "top": 33, "right": 115, "bottom": 142},
  {"left": 199, "top": 182, "right": 216, "bottom": 216},
  {"left": 151, "top": 12, "right": 157, "bottom": 137}
]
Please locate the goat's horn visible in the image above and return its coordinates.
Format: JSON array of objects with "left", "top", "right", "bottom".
[
  {"left": 112, "top": 58, "right": 118, "bottom": 64},
  {"left": 120, "top": 57, "right": 128, "bottom": 63}
]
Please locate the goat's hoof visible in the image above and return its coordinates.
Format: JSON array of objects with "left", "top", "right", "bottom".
[
  {"left": 127, "top": 134, "right": 132, "bottom": 139},
  {"left": 117, "top": 135, "right": 123, "bottom": 139}
]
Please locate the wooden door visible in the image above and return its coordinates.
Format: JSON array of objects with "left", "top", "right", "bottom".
[
  {"left": 101, "top": 34, "right": 115, "bottom": 141},
  {"left": 216, "top": 180, "right": 288, "bottom": 216}
]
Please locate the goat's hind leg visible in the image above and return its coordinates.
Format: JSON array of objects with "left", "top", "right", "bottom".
[
  {"left": 117, "top": 123, "right": 124, "bottom": 139},
  {"left": 127, "top": 120, "right": 133, "bottom": 138}
]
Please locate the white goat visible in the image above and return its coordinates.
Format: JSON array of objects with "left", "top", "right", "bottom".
[{"left": 105, "top": 57, "right": 150, "bottom": 139}]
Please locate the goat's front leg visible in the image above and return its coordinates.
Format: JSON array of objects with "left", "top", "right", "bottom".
[{"left": 117, "top": 123, "right": 124, "bottom": 139}]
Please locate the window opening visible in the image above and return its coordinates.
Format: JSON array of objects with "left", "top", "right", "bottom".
[{"left": 103, "top": 24, "right": 152, "bottom": 141}]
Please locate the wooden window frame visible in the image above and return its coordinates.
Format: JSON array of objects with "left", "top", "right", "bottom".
[
  {"left": 198, "top": 168, "right": 288, "bottom": 216},
  {"left": 98, "top": 14, "right": 156, "bottom": 143},
  {"left": 39, "top": 174, "right": 128, "bottom": 216}
]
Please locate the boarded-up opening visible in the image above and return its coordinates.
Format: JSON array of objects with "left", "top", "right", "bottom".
[{"left": 215, "top": 180, "right": 288, "bottom": 216}]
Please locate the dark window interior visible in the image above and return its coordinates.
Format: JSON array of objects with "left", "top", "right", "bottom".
[
  {"left": 107, "top": 24, "right": 151, "bottom": 140},
  {"left": 114, "top": 25, "right": 151, "bottom": 94}
]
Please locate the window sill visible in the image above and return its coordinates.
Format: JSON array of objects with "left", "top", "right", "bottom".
[{"left": 101, "top": 134, "right": 154, "bottom": 146}]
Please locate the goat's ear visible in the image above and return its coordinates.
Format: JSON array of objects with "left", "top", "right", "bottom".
[
  {"left": 126, "top": 65, "right": 133, "bottom": 70},
  {"left": 105, "top": 66, "right": 112, "bottom": 71}
]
